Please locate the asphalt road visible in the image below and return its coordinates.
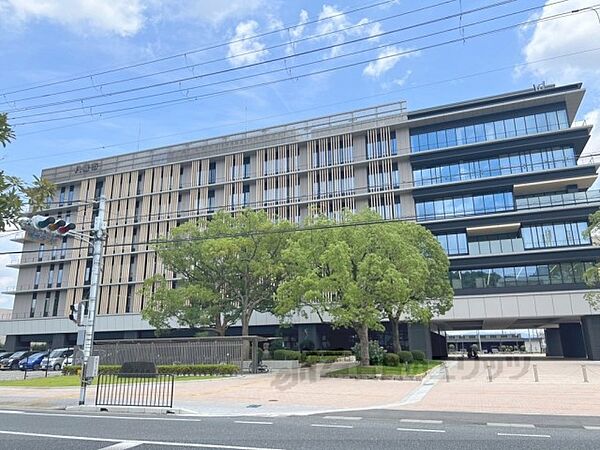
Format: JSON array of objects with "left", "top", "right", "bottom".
[{"left": 0, "top": 408, "right": 599, "bottom": 449}]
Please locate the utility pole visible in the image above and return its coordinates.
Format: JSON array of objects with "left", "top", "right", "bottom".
[{"left": 78, "top": 195, "right": 106, "bottom": 406}]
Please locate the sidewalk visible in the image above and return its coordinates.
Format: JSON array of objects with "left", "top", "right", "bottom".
[
  {"left": 393, "top": 359, "right": 600, "bottom": 416},
  {"left": 1, "top": 360, "right": 599, "bottom": 416}
]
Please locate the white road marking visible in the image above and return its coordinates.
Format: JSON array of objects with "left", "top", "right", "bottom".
[
  {"left": 584, "top": 426, "right": 600, "bottom": 431},
  {"left": 0, "top": 430, "right": 285, "bottom": 450},
  {"left": 323, "top": 416, "right": 362, "bottom": 421},
  {"left": 400, "top": 419, "right": 443, "bottom": 424},
  {"left": 397, "top": 427, "right": 446, "bottom": 433},
  {"left": 310, "top": 424, "right": 354, "bottom": 429},
  {"left": 497, "top": 433, "right": 551, "bottom": 438},
  {"left": 99, "top": 442, "right": 143, "bottom": 450},
  {"left": 0, "top": 410, "right": 202, "bottom": 422},
  {"left": 487, "top": 422, "right": 535, "bottom": 428},
  {"left": 234, "top": 421, "right": 273, "bottom": 425}
]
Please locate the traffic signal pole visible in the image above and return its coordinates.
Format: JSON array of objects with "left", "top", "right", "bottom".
[{"left": 78, "top": 195, "right": 106, "bottom": 405}]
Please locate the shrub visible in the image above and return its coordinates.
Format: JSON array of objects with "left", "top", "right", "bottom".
[
  {"left": 397, "top": 351, "right": 414, "bottom": 364},
  {"left": 303, "top": 350, "right": 352, "bottom": 357},
  {"left": 448, "top": 343, "right": 456, "bottom": 351},
  {"left": 499, "top": 345, "right": 507, "bottom": 352},
  {"left": 519, "top": 345, "right": 526, "bottom": 352},
  {"left": 273, "top": 349, "right": 301, "bottom": 360},
  {"left": 62, "top": 364, "right": 239, "bottom": 377},
  {"left": 410, "top": 350, "right": 426, "bottom": 362},
  {"left": 305, "top": 355, "right": 338, "bottom": 365},
  {"left": 352, "top": 341, "right": 386, "bottom": 365},
  {"left": 383, "top": 353, "right": 399, "bottom": 367},
  {"left": 120, "top": 361, "right": 156, "bottom": 375}
]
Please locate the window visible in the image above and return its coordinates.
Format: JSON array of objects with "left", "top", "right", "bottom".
[
  {"left": 450, "top": 262, "right": 593, "bottom": 290},
  {"left": 522, "top": 221, "right": 591, "bottom": 249},
  {"left": 30, "top": 294, "right": 37, "bottom": 318},
  {"left": 416, "top": 191, "right": 513, "bottom": 221},
  {"left": 413, "top": 146, "right": 576, "bottom": 186},
  {"left": 47, "top": 265, "right": 55, "bottom": 288},
  {"left": 38, "top": 243, "right": 44, "bottom": 262},
  {"left": 56, "top": 264, "right": 64, "bottom": 287},
  {"left": 52, "top": 292, "right": 60, "bottom": 317},
  {"left": 34, "top": 266, "right": 41, "bottom": 289},
  {"left": 43, "top": 292, "right": 51, "bottom": 317},
  {"left": 58, "top": 187, "right": 66, "bottom": 206},
  {"left": 208, "top": 162, "right": 217, "bottom": 184},
  {"left": 243, "top": 156, "right": 251, "bottom": 179},
  {"left": 67, "top": 185, "right": 74, "bottom": 204},
  {"left": 410, "top": 108, "right": 569, "bottom": 153},
  {"left": 207, "top": 189, "right": 216, "bottom": 212}
]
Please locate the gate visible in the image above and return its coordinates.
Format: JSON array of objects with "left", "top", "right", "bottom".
[{"left": 95, "top": 373, "right": 175, "bottom": 408}]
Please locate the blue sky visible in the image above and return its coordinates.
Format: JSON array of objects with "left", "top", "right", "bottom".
[{"left": 1, "top": 0, "right": 600, "bottom": 308}]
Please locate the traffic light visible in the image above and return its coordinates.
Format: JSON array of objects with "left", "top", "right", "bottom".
[
  {"left": 69, "top": 302, "right": 86, "bottom": 326},
  {"left": 21, "top": 215, "right": 76, "bottom": 237}
]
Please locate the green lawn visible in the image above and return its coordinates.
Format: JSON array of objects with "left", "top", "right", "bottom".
[
  {"left": 0, "top": 374, "right": 217, "bottom": 388},
  {"left": 327, "top": 361, "right": 440, "bottom": 378}
]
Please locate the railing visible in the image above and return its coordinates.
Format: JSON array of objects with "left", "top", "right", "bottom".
[{"left": 95, "top": 373, "right": 175, "bottom": 408}]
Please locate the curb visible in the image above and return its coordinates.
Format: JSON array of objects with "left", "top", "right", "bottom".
[{"left": 65, "top": 405, "right": 194, "bottom": 415}]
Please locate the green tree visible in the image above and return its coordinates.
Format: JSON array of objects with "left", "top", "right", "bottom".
[
  {"left": 0, "top": 113, "right": 54, "bottom": 231},
  {"left": 142, "top": 210, "right": 294, "bottom": 342},
  {"left": 380, "top": 222, "right": 453, "bottom": 353}
]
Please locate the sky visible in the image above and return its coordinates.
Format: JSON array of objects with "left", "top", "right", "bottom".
[{"left": 1, "top": 0, "right": 600, "bottom": 309}]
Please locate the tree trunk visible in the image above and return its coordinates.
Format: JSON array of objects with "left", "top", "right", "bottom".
[
  {"left": 390, "top": 316, "right": 402, "bottom": 354},
  {"left": 357, "top": 323, "right": 370, "bottom": 366}
]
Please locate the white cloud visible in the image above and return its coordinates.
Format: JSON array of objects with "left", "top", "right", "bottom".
[
  {"left": 363, "top": 46, "right": 416, "bottom": 78},
  {"left": 0, "top": 0, "right": 145, "bottom": 36},
  {"left": 520, "top": 0, "right": 600, "bottom": 158},
  {"left": 520, "top": 0, "right": 600, "bottom": 84},
  {"left": 393, "top": 69, "right": 412, "bottom": 87},
  {"left": 581, "top": 109, "right": 600, "bottom": 160},
  {"left": 286, "top": 9, "right": 309, "bottom": 55},
  {"left": 316, "top": 5, "right": 382, "bottom": 58},
  {"left": 227, "top": 20, "right": 268, "bottom": 68}
]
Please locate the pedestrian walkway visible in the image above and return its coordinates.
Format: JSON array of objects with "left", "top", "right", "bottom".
[
  {"left": 394, "top": 360, "right": 600, "bottom": 416},
  {"left": 1, "top": 360, "right": 599, "bottom": 416}
]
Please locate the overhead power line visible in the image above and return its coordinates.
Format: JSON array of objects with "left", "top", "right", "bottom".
[
  {"left": 3, "top": 0, "right": 461, "bottom": 109},
  {"left": 0, "top": 0, "right": 406, "bottom": 97},
  {"left": 7, "top": 0, "right": 518, "bottom": 116},
  {"left": 4, "top": 43, "right": 600, "bottom": 161},
  {"left": 10, "top": 3, "right": 584, "bottom": 127}
]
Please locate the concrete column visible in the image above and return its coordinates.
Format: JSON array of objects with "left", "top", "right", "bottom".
[
  {"left": 544, "top": 328, "right": 563, "bottom": 357},
  {"left": 50, "top": 333, "right": 68, "bottom": 349},
  {"left": 3, "top": 335, "right": 19, "bottom": 352},
  {"left": 581, "top": 315, "right": 600, "bottom": 361},
  {"left": 408, "top": 323, "right": 432, "bottom": 359},
  {"left": 559, "top": 323, "right": 587, "bottom": 358}
]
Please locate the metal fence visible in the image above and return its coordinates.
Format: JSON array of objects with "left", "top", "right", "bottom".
[
  {"left": 93, "top": 336, "right": 261, "bottom": 371},
  {"left": 95, "top": 373, "right": 174, "bottom": 408}
]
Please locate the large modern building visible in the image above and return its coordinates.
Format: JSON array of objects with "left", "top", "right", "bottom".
[{"left": 2, "top": 82, "right": 600, "bottom": 359}]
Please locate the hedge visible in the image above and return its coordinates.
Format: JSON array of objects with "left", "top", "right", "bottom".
[
  {"left": 63, "top": 364, "right": 239, "bottom": 376},
  {"left": 272, "top": 349, "right": 301, "bottom": 360},
  {"left": 383, "top": 353, "right": 400, "bottom": 367},
  {"left": 303, "top": 350, "right": 352, "bottom": 357},
  {"left": 397, "top": 351, "right": 414, "bottom": 364},
  {"left": 410, "top": 350, "right": 426, "bottom": 362},
  {"left": 304, "top": 355, "right": 339, "bottom": 365}
]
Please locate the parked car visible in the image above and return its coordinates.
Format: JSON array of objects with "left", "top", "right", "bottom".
[
  {"left": 41, "top": 348, "right": 73, "bottom": 371},
  {"left": 0, "top": 351, "right": 37, "bottom": 370},
  {"left": 19, "top": 352, "right": 48, "bottom": 371},
  {"left": 0, "top": 352, "right": 14, "bottom": 360}
]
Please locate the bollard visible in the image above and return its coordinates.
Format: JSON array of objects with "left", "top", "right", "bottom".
[
  {"left": 532, "top": 364, "right": 539, "bottom": 382},
  {"left": 444, "top": 363, "right": 450, "bottom": 382},
  {"left": 486, "top": 363, "right": 493, "bottom": 382},
  {"left": 582, "top": 365, "right": 589, "bottom": 383}
]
